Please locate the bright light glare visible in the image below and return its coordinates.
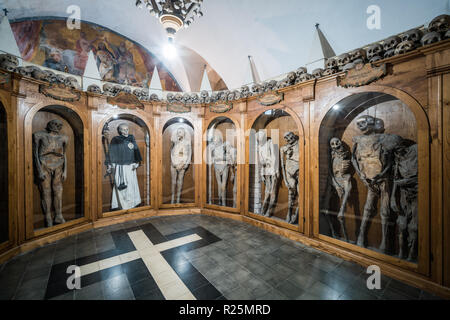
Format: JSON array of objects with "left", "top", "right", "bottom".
[
  {"left": 163, "top": 43, "right": 177, "bottom": 60},
  {"left": 333, "top": 104, "right": 341, "bottom": 111}
]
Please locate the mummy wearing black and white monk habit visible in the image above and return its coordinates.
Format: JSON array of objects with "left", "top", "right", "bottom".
[{"left": 107, "top": 124, "right": 143, "bottom": 210}]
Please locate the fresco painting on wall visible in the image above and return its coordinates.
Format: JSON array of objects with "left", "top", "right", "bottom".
[{"left": 11, "top": 19, "right": 181, "bottom": 90}]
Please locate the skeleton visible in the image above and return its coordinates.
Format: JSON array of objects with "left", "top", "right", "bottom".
[
  {"left": 227, "top": 144, "right": 238, "bottom": 208},
  {"left": 395, "top": 41, "right": 415, "bottom": 55},
  {"left": 421, "top": 31, "right": 442, "bottom": 46},
  {"left": 352, "top": 115, "right": 402, "bottom": 252},
  {"left": 328, "top": 137, "right": 352, "bottom": 241},
  {"left": 390, "top": 143, "right": 418, "bottom": 261},
  {"left": 256, "top": 131, "right": 280, "bottom": 218},
  {"left": 170, "top": 127, "right": 192, "bottom": 204},
  {"left": 33, "top": 120, "right": 69, "bottom": 227},
  {"left": 366, "top": 43, "right": 384, "bottom": 62},
  {"left": 280, "top": 132, "right": 300, "bottom": 224}
]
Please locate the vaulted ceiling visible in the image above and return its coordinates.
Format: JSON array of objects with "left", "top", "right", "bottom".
[{"left": 0, "top": 0, "right": 448, "bottom": 91}]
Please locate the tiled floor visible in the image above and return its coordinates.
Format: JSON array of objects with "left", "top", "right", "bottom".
[{"left": 0, "top": 214, "right": 443, "bottom": 300}]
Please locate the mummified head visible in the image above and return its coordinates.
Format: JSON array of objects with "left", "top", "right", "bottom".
[
  {"left": 330, "top": 137, "right": 343, "bottom": 151},
  {"left": 255, "top": 130, "right": 267, "bottom": 145},
  {"left": 356, "top": 115, "right": 376, "bottom": 134},
  {"left": 46, "top": 119, "right": 63, "bottom": 133},
  {"left": 117, "top": 123, "right": 130, "bottom": 137},
  {"left": 284, "top": 132, "right": 299, "bottom": 145}
]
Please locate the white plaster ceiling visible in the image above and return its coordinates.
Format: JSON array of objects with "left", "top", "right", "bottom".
[{"left": 0, "top": 0, "right": 448, "bottom": 91}]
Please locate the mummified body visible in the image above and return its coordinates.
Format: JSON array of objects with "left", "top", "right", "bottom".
[
  {"left": 352, "top": 115, "right": 402, "bottom": 253},
  {"left": 391, "top": 143, "right": 418, "bottom": 261},
  {"left": 280, "top": 132, "right": 299, "bottom": 224},
  {"left": 171, "top": 128, "right": 192, "bottom": 204},
  {"left": 33, "top": 120, "right": 68, "bottom": 227},
  {"left": 256, "top": 131, "right": 280, "bottom": 218},
  {"left": 329, "top": 137, "right": 352, "bottom": 241},
  {"left": 210, "top": 135, "right": 230, "bottom": 207}
]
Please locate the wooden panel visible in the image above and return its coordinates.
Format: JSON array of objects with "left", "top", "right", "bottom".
[{"left": 443, "top": 72, "right": 450, "bottom": 288}]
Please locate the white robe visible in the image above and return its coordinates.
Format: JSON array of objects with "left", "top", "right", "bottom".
[{"left": 111, "top": 164, "right": 141, "bottom": 210}]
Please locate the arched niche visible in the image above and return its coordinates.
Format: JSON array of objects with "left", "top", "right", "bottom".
[
  {"left": 206, "top": 116, "right": 238, "bottom": 208},
  {"left": 318, "top": 92, "right": 422, "bottom": 263},
  {"left": 0, "top": 102, "right": 8, "bottom": 243},
  {"left": 162, "top": 117, "right": 195, "bottom": 205},
  {"left": 249, "top": 108, "right": 303, "bottom": 226},
  {"left": 31, "top": 105, "right": 84, "bottom": 231},
  {"left": 100, "top": 114, "right": 151, "bottom": 214}
]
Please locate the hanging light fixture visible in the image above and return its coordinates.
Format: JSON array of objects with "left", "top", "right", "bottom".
[{"left": 135, "top": 0, "right": 204, "bottom": 40}]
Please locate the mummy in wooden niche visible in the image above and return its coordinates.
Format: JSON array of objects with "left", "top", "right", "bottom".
[
  {"left": 352, "top": 115, "right": 402, "bottom": 253},
  {"left": 209, "top": 134, "right": 231, "bottom": 207},
  {"left": 33, "top": 119, "right": 69, "bottom": 227},
  {"left": 328, "top": 137, "right": 352, "bottom": 241},
  {"left": 170, "top": 128, "right": 192, "bottom": 204},
  {"left": 280, "top": 132, "right": 300, "bottom": 224},
  {"left": 256, "top": 130, "right": 280, "bottom": 218},
  {"left": 391, "top": 142, "right": 418, "bottom": 261}
]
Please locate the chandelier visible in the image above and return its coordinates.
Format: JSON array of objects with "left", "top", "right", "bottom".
[{"left": 135, "top": 0, "right": 204, "bottom": 40}]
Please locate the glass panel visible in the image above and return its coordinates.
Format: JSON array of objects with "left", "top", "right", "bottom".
[
  {"left": 249, "top": 109, "right": 300, "bottom": 225},
  {"left": 32, "top": 106, "right": 84, "bottom": 230},
  {"left": 101, "top": 115, "right": 150, "bottom": 213},
  {"left": 206, "top": 117, "right": 237, "bottom": 208},
  {"left": 0, "top": 103, "right": 8, "bottom": 243},
  {"left": 162, "top": 118, "right": 195, "bottom": 204},
  {"left": 319, "top": 92, "right": 418, "bottom": 262}
]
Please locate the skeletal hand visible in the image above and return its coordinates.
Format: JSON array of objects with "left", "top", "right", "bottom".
[{"left": 38, "top": 172, "right": 47, "bottom": 181}]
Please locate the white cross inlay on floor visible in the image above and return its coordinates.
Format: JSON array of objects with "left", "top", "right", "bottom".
[{"left": 78, "top": 230, "right": 202, "bottom": 300}]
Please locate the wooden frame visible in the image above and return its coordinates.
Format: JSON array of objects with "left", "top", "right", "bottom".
[
  {"left": 23, "top": 101, "right": 91, "bottom": 240},
  {"left": 244, "top": 104, "right": 306, "bottom": 234},
  {"left": 94, "top": 110, "right": 156, "bottom": 219},
  {"left": 310, "top": 84, "right": 431, "bottom": 276}
]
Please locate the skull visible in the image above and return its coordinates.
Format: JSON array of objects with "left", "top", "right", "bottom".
[
  {"left": 366, "top": 43, "right": 384, "bottom": 59},
  {"left": 240, "top": 85, "right": 250, "bottom": 97},
  {"left": 64, "top": 76, "right": 79, "bottom": 89},
  {"left": 252, "top": 83, "right": 262, "bottom": 94},
  {"left": 133, "top": 88, "right": 143, "bottom": 98},
  {"left": 182, "top": 92, "right": 191, "bottom": 104},
  {"left": 190, "top": 93, "right": 199, "bottom": 103},
  {"left": 374, "top": 118, "right": 385, "bottom": 133},
  {"left": 103, "top": 83, "right": 116, "bottom": 96},
  {"left": 369, "top": 56, "right": 382, "bottom": 63},
  {"left": 384, "top": 49, "right": 396, "bottom": 59},
  {"left": 383, "top": 36, "right": 401, "bottom": 52},
  {"left": 31, "top": 67, "right": 45, "bottom": 80},
  {"left": 343, "top": 63, "right": 355, "bottom": 71},
  {"left": 349, "top": 49, "right": 367, "bottom": 63},
  {"left": 337, "top": 53, "right": 351, "bottom": 67},
  {"left": 312, "top": 68, "right": 324, "bottom": 78},
  {"left": 232, "top": 90, "right": 241, "bottom": 100},
  {"left": 323, "top": 68, "right": 337, "bottom": 76},
  {"left": 150, "top": 93, "right": 160, "bottom": 101},
  {"left": 46, "top": 119, "right": 63, "bottom": 133},
  {"left": 122, "top": 86, "right": 132, "bottom": 94},
  {"left": 219, "top": 91, "right": 228, "bottom": 101},
  {"left": 287, "top": 71, "right": 297, "bottom": 84},
  {"left": 401, "top": 29, "right": 423, "bottom": 43},
  {"left": 0, "top": 54, "right": 19, "bottom": 72},
  {"left": 267, "top": 80, "right": 277, "bottom": 91},
  {"left": 330, "top": 137, "right": 343, "bottom": 151},
  {"left": 428, "top": 14, "right": 450, "bottom": 33},
  {"left": 16, "top": 66, "right": 31, "bottom": 77},
  {"left": 200, "top": 90, "right": 209, "bottom": 99},
  {"left": 325, "top": 57, "right": 338, "bottom": 70},
  {"left": 87, "top": 84, "right": 101, "bottom": 94},
  {"left": 175, "top": 92, "right": 183, "bottom": 102},
  {"left": 298, "top": 73, "right": 313, "bottom": 82},
  {"left": 211, "top": 92, "right": 219, "bottom": 102},
  {"left": 356, "top": 115, "right": 376, "bottom": 134},
  {"left": 227, "top": 91, "right": 235, "bottom": 101},
  {"left": 55, "top": 74, "right": 66, "bottom": 84},
  {"left": 395, "top": 40, "right": 415, "bottom": 55},
  {"left": 139, "top": 89, "right": 149, "bottom": 101},
  {"left": 295, "top": 67, "right": 307, "bottom": 77},
  {"left": 166, "top": 92, "right": 175, "bottom": 102},
  {"left": 43, "top": 70, "right": 57, "bottom": 83},
  {"left": 421, "top": 31, "right": 442, "bottom": 46}
]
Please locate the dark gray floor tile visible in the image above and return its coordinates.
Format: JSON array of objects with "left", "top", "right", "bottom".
[
  {"left": 307, "top": 281, "right": 342, "bottom": 300},
  {"left": 386, "top": 279, "right": 421, "bottom": 299},
  {"left": 275, "top": 279, "right": 305, "bottom": 299},
  {"left": 49, "top": 291, "right": 75, "bottom": 300},
  {"left": 256, "top": 288, "right": 288, "bottom": 300},
  {"left": 75, "top": 282, "right": 104, "bottom": 300}
]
